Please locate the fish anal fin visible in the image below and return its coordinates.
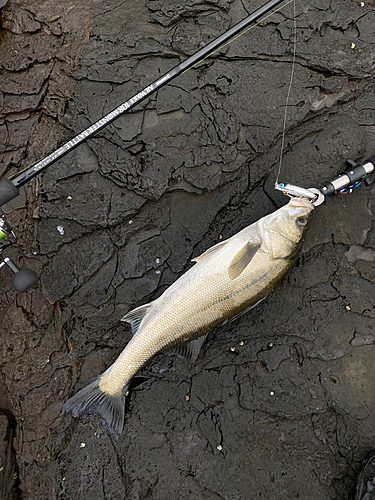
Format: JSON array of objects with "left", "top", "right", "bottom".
[
  {"left": 192, "top": 240, "right": 228, "bottom": 263},
  {"left": 121, "top": 303, "right": 152, "bottom": 335},
  {"left": 171, "top": 334, "right": 209, "bottom": 363},
  {"left": 228, "top": 242, "right": 260, "bottom": 280}
]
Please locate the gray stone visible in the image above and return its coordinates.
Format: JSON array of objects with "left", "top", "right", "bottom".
[{"left": 1, "top": 0, "right": 375, "bottom": 498}]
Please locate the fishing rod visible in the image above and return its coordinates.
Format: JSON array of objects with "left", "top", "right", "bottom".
[
  {"left": 0, "top": 0, "right": 289, "bottom": 208},
  {"left": 0, "top": 0, "right": 290, "bottom": 292},
  {"left": 0, "top": 216, "right": 38, "bottom": 292},
  {"left": 0, "top": 0, "right": 374, "bottom": 291}
]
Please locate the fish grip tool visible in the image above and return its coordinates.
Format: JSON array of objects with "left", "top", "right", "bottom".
[
  {"left": 319, "top": 156, "right": 375, "bottom": 196},
  {"left": 275, "top": 155, "right": 375, "bottom": 206}
]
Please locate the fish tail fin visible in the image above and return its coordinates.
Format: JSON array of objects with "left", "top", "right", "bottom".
[{"left": 62, "top": 378, "right": 127, "bottom": 440}]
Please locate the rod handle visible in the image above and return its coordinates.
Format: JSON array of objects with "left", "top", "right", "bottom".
[{"left": 0, "top": 178, "right": 19, "bottom": 207}]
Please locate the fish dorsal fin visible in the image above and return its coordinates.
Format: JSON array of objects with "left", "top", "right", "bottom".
[
  {"left": 228, "top": 242, "right": 260, "bottom": 280},
  {"left": 121, "top": 303, "right": 152, "bottom": 335},
  {"left": 171, "top": 334, "right": 209, "bottom": 362},
  {"left": 192, "top": 240, "right": 228, "bottom": 263}
]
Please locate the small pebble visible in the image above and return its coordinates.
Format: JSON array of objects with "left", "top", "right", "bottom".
[
  {"left": 57, "top": 225, "right": 64, "bottom": 235},
  {"left": 129, "top": 220, "right": 134, "bottom": 225},
  {"left": 0, "top": 466, "right": 3, "bottom": 472},
  {"left": 67, "top": 196, "right": 72, "bottom": 200},
  {"left": 185, "top": 395, "right": 190, "bottom": 401},
  {"left": 219, "top": 235, "right": 223, "bottom": 240},
  {"left": 239, "top": 341, "right": 244, "bottom": 346},
  {"left": 80, "top": 443, "right": 86, "bottom": 448},
  {"left": 230, "top": 346, "right": 236, "bottom": 352},
  {"left": 351, "top": 42, "right": 356, "bottom": 49},
  {"left": 268, "top": 342, "right": 273, "bottom": 348},
  {"left": 270, "top": 391, "right": 275, "bottom": 396},
  {"left": 361, "top": 1, "right": 365, "bottom": 6},
  {"left": 156, "top": 270, "right": 161, "bottom": 275},
  {"left": 155, "top": 258, "right": 160, "bottom": 264},
  {"left": 346, "top": 305, "right": 351, "bottom": 311},
  {"left": 217, "top": 445, "right": 222, "bottom": 451}
]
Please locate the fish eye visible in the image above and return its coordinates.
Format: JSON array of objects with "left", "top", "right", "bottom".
[{"left": 297, "top": 217, "right": 308, "bottom": 227}]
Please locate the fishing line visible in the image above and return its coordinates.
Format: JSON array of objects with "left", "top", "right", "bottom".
[
  {"left": 275, "top": 0, "right": 297, "bottom": 185},
  {"left": 183, "top": 0, "right": 295, "bottom": 74},
  {"left": 0, "top": 0, "right": 296, "bottom": 206},
  {"left": 8, "top": 0, "right": 293, "bottom": 184}
]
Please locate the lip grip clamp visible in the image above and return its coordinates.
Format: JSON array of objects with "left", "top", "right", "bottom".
[{"left": 320, "top": 156, "right": 375, "bottom": 197}]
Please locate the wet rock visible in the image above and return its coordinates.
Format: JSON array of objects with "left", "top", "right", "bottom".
[{"left": 1, "top": 0, "right": 375, "bottom": 498}]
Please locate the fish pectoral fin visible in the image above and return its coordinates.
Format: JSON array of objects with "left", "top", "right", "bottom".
[
  {"left": 121, "top": 302, "right": 152, "bottom": 335},
  {"left": 171, "top": 334, "right": 209, "bottom": 363},
  {"left": 228, "top": 242, "right": 260, "bottom": 280},
  {"left": 192, "top": 240, "right": 229, "bottom": 263}
]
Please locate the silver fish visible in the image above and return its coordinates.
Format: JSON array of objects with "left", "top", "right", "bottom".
[{"left": 63, "top": 197, "right": 314, "bottom": 438}]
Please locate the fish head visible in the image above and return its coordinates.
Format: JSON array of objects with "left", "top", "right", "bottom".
[{"left": 260, "top": 197, "right": 314, "bottom": 260}]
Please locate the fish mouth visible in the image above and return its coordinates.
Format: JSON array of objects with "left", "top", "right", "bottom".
[{"left": 289, "top": 197, "right": 315, "bottom": 210}]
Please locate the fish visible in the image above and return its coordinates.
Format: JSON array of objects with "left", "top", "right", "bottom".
[{"left": 62, "top": 197, "right": 314, "bottom": 439}]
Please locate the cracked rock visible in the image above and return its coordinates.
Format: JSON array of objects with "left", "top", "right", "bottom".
[{"left": 1, "top": 0, "right": 375, "bottom": 499}]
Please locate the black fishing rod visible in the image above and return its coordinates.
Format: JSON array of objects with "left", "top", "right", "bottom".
[
  {"left": 1, "top": 0, "right": 374, "bottom": 292},
  {"left": 0, "top": 0, "right": 291, "bottom": 292},
  {"left": 0, "top": 0, "right": 289, "bottom": 207}
]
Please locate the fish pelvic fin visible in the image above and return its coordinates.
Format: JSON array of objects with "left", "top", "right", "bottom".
[
  {"left": 228, "top": 242, "right": 260, "bottom": 280},
  {"left": 62, "top": 378, "right": 127, "bottom": 440}
]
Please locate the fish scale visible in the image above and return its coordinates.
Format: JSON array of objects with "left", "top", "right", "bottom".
[{"left": 63, "top": 197, "right": 314, "bottom": 439}]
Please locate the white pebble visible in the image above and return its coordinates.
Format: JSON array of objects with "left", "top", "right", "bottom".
[
  {"left": 129, "top": 220, "right": 133, "bottom": 225},
  {"left": 351, "top": 42, "right": 356, "bottom": 49},
  {"left": 57, "top": 226, "right": 64, "bottom": 235},
  {"left": 80, "top": 443, "right": 86, "bottom": 448},
  {"left": 270, "top": 391, "right": 275, "bottom": 396}
]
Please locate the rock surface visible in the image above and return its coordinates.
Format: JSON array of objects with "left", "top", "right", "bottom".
[{"left": 1, "top": 0, "right": 375, "bottom": 498}]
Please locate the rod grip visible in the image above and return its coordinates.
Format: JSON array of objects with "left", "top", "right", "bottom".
[{"left": 0, "top": 178, "right": 19, "bottom": 207}]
